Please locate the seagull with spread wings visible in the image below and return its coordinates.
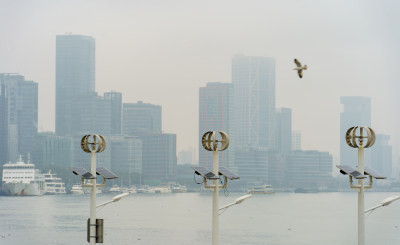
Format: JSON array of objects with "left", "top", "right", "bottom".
[{"left": 293, "top": 59, "right": 307, "bottom": 78}]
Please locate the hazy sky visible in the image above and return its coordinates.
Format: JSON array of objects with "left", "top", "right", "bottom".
[{"left": 1, "top": 0, "right": 400, "bottom": 163}]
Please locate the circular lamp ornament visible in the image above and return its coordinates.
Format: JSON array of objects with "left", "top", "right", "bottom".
[
  {"left": 202, "top": 131, "right": 230, "bottom": 152},
  {"left": 81, "top": 134, "right": 107, "bottom": 153},
  {"left": 345, "top": 126, "right": 375, "bottom": 148}
]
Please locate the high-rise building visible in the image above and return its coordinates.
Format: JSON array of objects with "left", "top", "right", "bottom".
[
  {"left": 235, "top": 147, "right": 269, "bottom": 183},
  {"left": 198, "top": 82, "right": 235, "bottom": 170},
  {"left": 122, "top": 101, "right": 162, "bottom": 135},
  {"left": 0, "top": 79, "right": 7, "bottom": 164},
  {"left": 232, "top": 55, "right": 275, "bottom": 149},
  {"left": 104, "top": 91, "right": 122, "bottom": 135},
  {"left": 109, "top": 135, "right": 142, "bottom": 186},
  {"left": 370, "top": 134, "right": 392, "bottom": 178},
  {"left": 140, "top": 133, "right": 177, "bottom": 183},
  {"left": 291, "top": 131, "right": 302, "bottom": 151},
  {"left": 1, "top": 74, "right": 38, "bottom": 162},
  {"left": 31, "top": 132, "right": 73, "bottom": 169},
  {"left": 56, "top": 34, "right": 95, "bottom": 136},
  {"left": 340, "top": 96, "right": 371, "bottom": 166},
  {"left": 285, "top": 150, "right": 333, "bottom": 188},
  {"left": 275, "top": 108, "right": 292, "bottom": 154}
]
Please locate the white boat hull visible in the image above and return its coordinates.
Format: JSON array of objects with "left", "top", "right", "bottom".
[{"left": 2, "top": 182, "right": 45, "bottom": 196}]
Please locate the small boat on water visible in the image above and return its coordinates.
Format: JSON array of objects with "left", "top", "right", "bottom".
[
  {"left": 247, "top": 184, "right": 274, "bottom": 194},
  {"left": 154, "top": 186, "right": 172, "bottom": 193},
  {"left": 44, "top": 170, "right": 66, "bottom": 195},
  {"left": 70, "top": 185, "right": 84, "bottom": 195},
  {"left": 109, "top": 185, "right": 122, "bottom": 193},
  {"left": 171, "top": 184, "right": 187, "bottom": 193}
]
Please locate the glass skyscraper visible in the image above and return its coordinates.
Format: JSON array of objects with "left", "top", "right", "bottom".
[
  {"left": 0, "top": 73, "right": 38, "bottom": 162},
  {"left": 122, "top": 101, "right": 162, "bottom": 135},
  {"left": 232, "top": 55, "right": 275, "bottom": 149},
  {"left": 198, "top": 82, "right": 235, "bottom": 170},
  {"left": 56, "top": 34, "right": 95, "bottom": 136}
]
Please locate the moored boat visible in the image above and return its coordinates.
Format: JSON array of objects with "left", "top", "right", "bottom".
[
  {"left": 44, "top": 170, "right": 66, "bottom": 195},
  {"left": 247, "top": 184, "right": 274, "bottom": 194},
  {"left": 1, "top": 156, "right": 45, "bottom": 196}
]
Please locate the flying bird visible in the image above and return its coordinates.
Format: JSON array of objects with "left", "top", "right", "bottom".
[{"left": 293, "top": 59, "right": 307, "bottom": 78}]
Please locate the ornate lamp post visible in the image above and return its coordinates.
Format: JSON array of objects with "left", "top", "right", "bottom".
[
  {"left": 192, "top": 131, "right": 240, "bottom": 245},
  {"left": 71, "top": 135, "right": 118, "bottom": 244},
  {"left": 336, "top": 127, "right": 386, "bottom": 245}
]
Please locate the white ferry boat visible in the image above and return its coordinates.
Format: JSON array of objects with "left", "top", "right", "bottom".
[
  {"left": 70, "top": 184, "right": 84, "bottom": 195},
  {"left": 247, "top": 184, "right": 274, "bottom": 194},
  {"left": 1, "top": 156, "right": 45, "bottom": 196},
  {"left": 44, "top": 171, "right": 66, "bottom": 195}
]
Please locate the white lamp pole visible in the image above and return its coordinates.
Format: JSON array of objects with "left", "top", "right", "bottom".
[
  {"left": 90, "top": 151, "right": 97, "bottom": 245},
  {"left": 357, "top": 146, "right": 365, "bottom": 245},
  {"left": 80, "top": 134, "right": 107, "bottom": 245},
  {"left": 201, "top": 131, "right": 229, "bottom": 245},
  {"left": 212, "top": 150, "right": 219, "bottom": 245}
]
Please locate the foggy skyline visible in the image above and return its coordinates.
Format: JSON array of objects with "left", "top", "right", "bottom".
[{"left": 1, "top": 0, "right": 400, "bottom": 162}]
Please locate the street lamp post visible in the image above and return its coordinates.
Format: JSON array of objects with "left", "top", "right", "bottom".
[
  {"left": 336, "top": 126, "right": 386, "bottom": 245},
  {"left": 194, "top": 131, "right": 240, "bottom": 245},
  {"left": 71, "top": 134, "right": 119, "bottom": 244}
]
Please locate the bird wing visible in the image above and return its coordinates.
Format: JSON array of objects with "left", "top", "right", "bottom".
[
  {"left": 298, "top": 70, "right": 303, "bottom": 78},
  {"left": 294, "top": 59, "right": 301, "bottom": 68}
]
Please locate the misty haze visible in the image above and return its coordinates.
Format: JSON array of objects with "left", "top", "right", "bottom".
[{"left": 1, "top": 0, "right": 400, "bottom": 244}]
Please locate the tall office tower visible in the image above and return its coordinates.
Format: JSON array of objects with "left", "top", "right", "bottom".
[
  {"left": 340, "top": 96, "right": 371, "bottom": 166},
  {"left": 275, "top": 108, "right": 292, "bottom": 154},
  {"left": 56, "top": 34, "right": 95, "bottom": 136},
  {"left": 286, "top": 150, "right": 333, "bottom": 188},
  {"left": 109, "top": 135, "right": 142, "bottom": 186},
  {"left": 371, "top": 134, "right": 392, "bottom": 178},
  {"left": 232, "top": 55, "right": 275, "bottom": 149},
  {"left": 178, "top": 149, "right": 193, "bottom": 165},
  {"left": 75, "top": 91, "right": 122, "bottom": 136},
  {"left": 291, "top": 130, "right": 302, "bottom": 151},
  {"left": 140, "top": 133, "right": 177, "bottom": 183},
  {"left": 198, "top": 82, "right": 235, "bottom": 170},
  {"left": 122, "top": 101, "right": 162, "bottom": 135},
  {"left": 0, "top": 79, "right": 8, "bottom": 164},
  {"left": 32, "top": 132, "right": 73, "bottom": 169},
  {"left": 104, "top": 91, "right": 122, "bottom": 135},
  {"left": 1, "top": 74, "right": 38, "bottom": 162}
]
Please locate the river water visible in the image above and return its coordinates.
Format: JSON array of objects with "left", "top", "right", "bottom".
[{"left": 0, "top": 192, "right": 400, "bottom": 245}]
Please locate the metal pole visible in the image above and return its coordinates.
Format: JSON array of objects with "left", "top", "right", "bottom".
[
  {"left": 90, "top": 152, "right": 96, "bottom": 245},
  {"left": 212, "top": 150, "right": 219, "bottom": 245},
  {"left": 357, "top": 146, "right": 365, "bottom": 245}
]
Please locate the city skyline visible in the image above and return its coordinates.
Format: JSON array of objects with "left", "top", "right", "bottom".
[{"left": 1, "top": 0, "right": 399, "bottom": 165}]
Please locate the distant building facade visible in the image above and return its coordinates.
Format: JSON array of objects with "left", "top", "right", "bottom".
[
  {"left": 1, "top": 74, "right": 38, "bottom": 162},
  {"left": 340, "top": 96, "right": 371, "bottom": 166},
  {"left": 232, "top": 55, "right": 275, "bottom": 149},
  {"left": 0, "top": 79, "right": 7, "bottom": 164},
  {"left": 56, "top": 34, "right": 95, "bottom": 136},
  {"left": 275, "top": 108, "right": 292, "bottom": 154},
  {"left": 140, "top": 133, "right": 177, "bottom": 183},
  {"left": 291, "top": 131, "right": 302, "bottom": 151},
  {"left": 198, "top": 82, "right": 235, "bottom": 170},
  {"left": 122, "top": 101, "right": 162, "bottom": 135},
  {"left": 235, "top": 147, "right": 269, "bottom": 183},
  {"left": 109, "top": 135, "right": 142, "bottom": 186},
  {"left": 370, "top": 134, "right": 392, "bottom": 178},
  {"left": 104, "top": 91, "right": 122, "bottom": 135},
  {"left": 286, "top": 150, "right": 333, "bottom": 188},
  {"left": 178, "top": 149, "right": 193, "bottom": 165},
  {"left": 31, "top": 132, "right": 73, "bottom": 169}
]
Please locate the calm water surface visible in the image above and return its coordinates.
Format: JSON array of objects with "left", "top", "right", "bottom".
[{"left": 0, "top": 192, "right": 400, "bottom": 244}]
